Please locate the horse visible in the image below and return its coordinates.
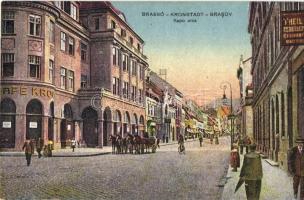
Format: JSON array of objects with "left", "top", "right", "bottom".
[
  {"left": 109, "top": 135, "right": 117, "bottom": 154},
  {"left": 116, "top": 135, "right": 122, "bottom": 154},
  {"left": 127, "top": 134, "right": 135, "bottom": 154},
  {"left": 122, "top": 136, "right": 128, "bottom": 154},
  {"left": 134, "top": 135, "right": 142, "bottom": 154}
]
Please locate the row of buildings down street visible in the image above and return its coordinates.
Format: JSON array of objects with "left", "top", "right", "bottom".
[
  {"left": 237, "top": 2, "right": 304, "bottom": 172},
  {"left": 0, "top": 1, "right": 229, "bottom": 151}
]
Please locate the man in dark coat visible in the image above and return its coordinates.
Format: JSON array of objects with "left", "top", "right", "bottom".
[
  {"left": 36, "top": 137, "right": 44, "bottom": 158},
  {"left": 235, "top": 144, "right": 263, "bottom": 200},
  {"left": 288, "top": 137, "right": 304, "bottom": 199},
  {"left": 22, "top": 139, "right": 35, "bottom": 166}
]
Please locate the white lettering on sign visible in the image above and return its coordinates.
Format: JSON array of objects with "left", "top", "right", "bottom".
[
  {"left": 29, "top": 122, "right": 38, "bottom": 128},
  {"left": 2, "top": 121, "right": 11, "bottom": 128}
]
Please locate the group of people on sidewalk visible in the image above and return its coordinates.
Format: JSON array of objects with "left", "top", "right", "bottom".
[
  {"left": 22, "top": 138, "right": 78, "bottom": 166},
  {"left": 22, "top": 138, "right": 53, "bottom": 166},
  {"left": 229, "top": 136, "right": 304, "bottom": 200}
]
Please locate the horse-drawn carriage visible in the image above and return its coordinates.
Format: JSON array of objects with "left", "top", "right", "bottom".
[{"left": 109, "top": 134, "right": 160, "bottom": 154}]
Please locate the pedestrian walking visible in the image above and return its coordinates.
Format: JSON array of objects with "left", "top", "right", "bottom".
[
  {"left": 239, "top": 135, "right": 244, "bottom": 155},
  {"left": 22, "top": 139, "right": 34, "bottom": 166},
  {"left": 288, "top": 137, "right": 304, "bottom": 199},
  {"left": 36, "top": 137, "right": 44, "bottom": 158},
  {"left": 235, "top": 144, "right": 263, "bottom": 200},
  {"left": 71, "top": 138, "right": 77, "bottom": 152},
  {"left": 199, "top": 133, "right": 203, "bottom": 147},
  {"left": 230, "top": 147, "right": 240, "bottom": 172},
  {"left": 47, "top": 140, "right": 53, "bottom": 157}
]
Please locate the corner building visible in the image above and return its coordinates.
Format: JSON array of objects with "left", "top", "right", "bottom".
[
  {"left": 249, "top": 2, "right": 304, "bottom": 170},
  {"left": 0, "top": 1, "right": 148, "bottom": 150}
]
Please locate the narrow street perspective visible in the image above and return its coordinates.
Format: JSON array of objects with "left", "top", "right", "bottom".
[{"left": 1, "top": 1, "right": 304, "bottom": 200}]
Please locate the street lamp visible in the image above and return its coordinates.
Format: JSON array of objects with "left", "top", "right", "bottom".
[{"left": 220, "top": 82, "right": 234, "bottom": 150}]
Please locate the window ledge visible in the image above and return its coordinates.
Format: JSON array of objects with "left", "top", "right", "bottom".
[
  {"left": 27, "top": 35, "right": 43, "bottom": 40},
  {"left": 1, "top": 33, "right": 16, "bottom": 36}
]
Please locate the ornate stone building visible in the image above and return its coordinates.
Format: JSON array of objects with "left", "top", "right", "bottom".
[
  {"left": 249, "top": 2, "right": 304, "bottom": 170},
  {"left": 0, "top": 1, "right": 148, "bottom": 150}
]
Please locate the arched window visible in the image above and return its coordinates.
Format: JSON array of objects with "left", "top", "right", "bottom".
[{"left": 63, "top": 104, "right": 73, "bottom": 119}]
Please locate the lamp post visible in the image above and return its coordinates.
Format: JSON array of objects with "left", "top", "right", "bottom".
[{"left": 220, "top": 82, "right": 234, "bottom": 150}]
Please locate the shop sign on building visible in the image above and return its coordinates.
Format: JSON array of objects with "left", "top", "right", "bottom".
[
  {"left": 281, "top": 11, "right": 304, "bottom": 46},
  {"left": 29, "top": 122, "right": 38, "bottom": 128},
  {"left": 2, "top": 121, "right": 11, "bottom": 128}
]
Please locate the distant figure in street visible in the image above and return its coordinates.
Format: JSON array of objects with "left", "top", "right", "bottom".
[
  {"left": 178, "top": 134, "right": 185, "bottom": 154},
  {"left": 235, "top": 144, "right": 263, "bottom": 200},
  {"left": 22, "top": 139, "right": 34, "bottom": 166},
  {"left": 199, "top": 133, "right": 203, "bottom": 147},
  {"left": 288, "top": 137, "right": 304, "bottom": 199},
  {"left": 210, "top": 133, "right": 214, "bottom": 144},
  {"left": 36, "top": 137, "right": 44, "bottom": 158},
  {"left": 47, "top": 140, "right": 53, "bottom": 157},
  {"left": 71, "top": 139, "right": 77, "bottom": 152},
  {"left": 238, "top": 135, "right": 244, "bottom": 155}
]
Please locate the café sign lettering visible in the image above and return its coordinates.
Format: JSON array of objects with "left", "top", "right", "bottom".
[
  {"left": 281, "top": 11, "right": 304, "bottom": 46},
  {"left": 1, "top": 86, "right": 54, "bottom": 98}
]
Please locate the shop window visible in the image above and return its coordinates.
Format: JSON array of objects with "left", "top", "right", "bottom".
[
  {"left": 1, "top": 11, "right": 14, "bottom": 34},
  {"left": 1, "top": 53, "right": 14, "bottom": 77},
  {"left": 28, "top": 55, "right": 40, "bottom": 78},
  {"left": 28, "top": 15, "right": 41, "bottom": 36}
]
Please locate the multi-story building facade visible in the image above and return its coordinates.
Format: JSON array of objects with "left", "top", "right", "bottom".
[
  {"left": 0, "top": 1, "right": 148, "bottom": 150},
  {"left": 249, "top": 2, "right": 304, "bottom": 170},
  {"left": 237, "top": 56, "right": 253, "bottom": 140}
]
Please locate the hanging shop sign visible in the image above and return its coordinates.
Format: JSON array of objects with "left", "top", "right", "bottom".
[
  {"left": 29, "top": 122, "right": 38, "bottom": 128},
  {"left": 2, "top": 121, "right": 11, "bottom": 128},
  {"left": 281, "top": 11, "right": 304, "bottom": 46},
  {"left": 1, "top": 85, "right": 55, "bottom": 98}
]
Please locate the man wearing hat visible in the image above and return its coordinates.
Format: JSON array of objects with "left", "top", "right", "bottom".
[
  {"left": 235, "top": 144, "right": 263, "bottom": 200},
  {"left": 288, "top": 137, "right": 304, "bottom": 199}
]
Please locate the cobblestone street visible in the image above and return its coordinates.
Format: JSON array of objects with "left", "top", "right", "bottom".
[{"left": 0, "top": 137, "right": 230, "bottom": 200}]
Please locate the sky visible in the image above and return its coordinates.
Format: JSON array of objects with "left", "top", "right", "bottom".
[{"left": 112, "top": 1, "right": 252, "bottom": 105}]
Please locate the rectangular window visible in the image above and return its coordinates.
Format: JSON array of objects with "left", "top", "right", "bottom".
[
  {"left": 1, "top": 11, "right": 14, "bottom": 34},
  {"left": 112, "top": 77, "right": 120, "bottom": 95},
  {"left": 49, "top": 60, "right": 54, "bottom": 84},
  {"left": 60, "top": 67, "right": 66, "bottom": 89},
  {"left": 64, "top": 1, "right": 71, "bottom": 14},
  {"left": 122, "top": 54, "right": 127, "bottom": 71},
  {"left": 67, "top": 70, "right": 74, "bottom": 92},
  {"left": 81, "top": 74, "right": 87, "bottom": 88},
  {"left": 121, "top": 29, "right": 126, "bottom": 37},
  {"left": 139, "top": 89, "right": 143, "bottom": 103},
  {"left": 137, "top": 43, "right": 141, "bottom": 52},
  {"left": 1, "top": 53, "right": 14, "bottom": 77},
  {"left": 112, "top": 47, "right": 117, "bottom": 65},
  {"left": 81, "top": 43, "right": 87, "bottom": 61},
  {"left": 60, "top": 32, "right": 66, "bottom": 51},
  {"left": 28, "top": 55, "right": 40, "bottom": 78},
  {"left": 111, "top": 20, "right": 116, "bottom": 29},
  {"left": 129, "top": 37, "right": 133, "bottom": 45},
  {"left": 131, "top": 60, "right": 137, "bottom": 76},
  {"left": 118, "top": 50, "right": 122, "bottom": 67},
  {"left": 131, "top": 86, "right": 137, "bottom": 101},
  {"left": 123, "top": 81, "right": 129, "bottom": 98},
  {"left": 68, "top": 37, "right": 74, "bottom": 55},
  {"left": 139, "top": 65, "right": 144, "bottom": 80},
  {"left": 95, "top": 18, "right": 99, "bottom": 30},
  {"left": 49, "top": 21, "right": 55, "bottom": 44},
  {"left": 71, "top": 4, "right": 77, "bottom": 20},
  {"left": 29, "top": 15, "right": 41, "bottom": 36}
]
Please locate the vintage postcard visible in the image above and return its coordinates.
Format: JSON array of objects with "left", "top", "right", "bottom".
[{"left": 0, "top": 1, "right": 304, "bottom": 200}]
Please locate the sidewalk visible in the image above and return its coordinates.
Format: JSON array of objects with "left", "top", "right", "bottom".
[
  {"left": 221, "top": 154, "right": 294, "bottom": 200},
  {"left": 0, "top": 139, "right": 190, "bottom": 157}
]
